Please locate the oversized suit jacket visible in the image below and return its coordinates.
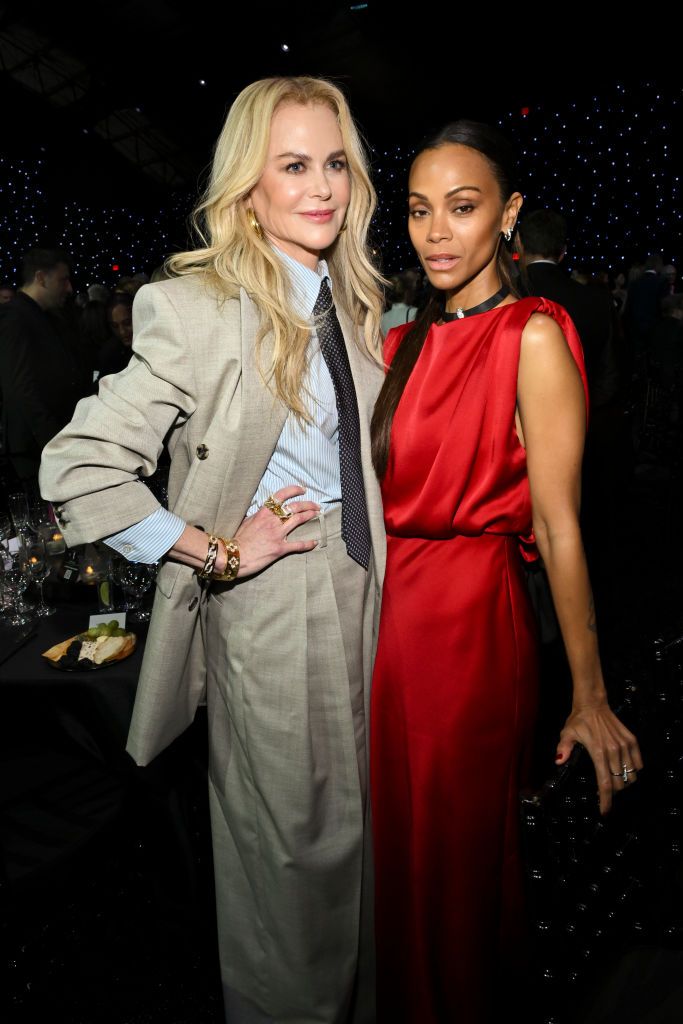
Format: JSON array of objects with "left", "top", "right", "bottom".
[{"left": 39, "top": 273, "right": 387, "bottom": 765}]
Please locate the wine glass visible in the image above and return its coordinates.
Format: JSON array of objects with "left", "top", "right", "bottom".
[
  {"left": 2, "top": 549, "right": 33, "bottom": 627},
  {"left": 23, "top": 536, "right": 55, "bottom": 617},
  {"left": 0, "top": 514, "right": 12, "bottom": 568},
  {"left": 28, "top": 501, "right": 65, "bottom": 579},
  {"left": 0, "top": 513, "right": 12, "bottom": 544},
  {"left": 114, "top": 561, "right": 156, "bottom": 622},
  {"left": 0, "top": 563, "right": 12, "bottom": 622},
  {"left": 8, "top": 493, "right": 30, "bottom": 535},
  {"left": 29, "top": 499, "right": 56, "bottom": 536}
]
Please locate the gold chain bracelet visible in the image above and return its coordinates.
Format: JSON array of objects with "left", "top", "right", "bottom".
[
  {"left": 212, "top": 536, "right": 240, "bottom": 582},
  {"left": 197, "top": 533, "right": 219, "bottom": 580}
]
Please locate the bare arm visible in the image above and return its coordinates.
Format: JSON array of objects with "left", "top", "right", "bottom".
[{"left": 517, "top": 312, "right": 642, "bottom": 814}]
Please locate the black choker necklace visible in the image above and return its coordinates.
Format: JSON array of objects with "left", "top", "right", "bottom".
[{"left": 441, "top": 284, "right": 511, "bottom": 321}]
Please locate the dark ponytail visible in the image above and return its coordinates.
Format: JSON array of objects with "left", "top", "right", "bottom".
[{"left": 371, "top": 119, "right": 521, "bottom": 478}]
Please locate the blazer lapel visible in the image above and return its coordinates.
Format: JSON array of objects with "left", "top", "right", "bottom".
[
  {"left": 211, "top": 287, "right": 289, "bottom": 533},
  {"left": 208, "top": 289, "right": 385, "bottom": 583}
]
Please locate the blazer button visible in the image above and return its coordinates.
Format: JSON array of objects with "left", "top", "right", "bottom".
[
  {"left": 188, "top": 596, "right": 198, "bottom": 611},
  {"left": 196, "top": 444, "right": 209, "bottom": 460}
]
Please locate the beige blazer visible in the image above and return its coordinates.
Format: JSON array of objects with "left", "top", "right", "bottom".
[{"left": 39, "top": 274, "right": 386, "bottom": 766}]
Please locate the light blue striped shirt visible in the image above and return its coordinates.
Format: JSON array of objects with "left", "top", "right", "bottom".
[
  {"left": 246, "top": 249, "right": 340, "bottom": 515},
  {"left": 104, "top": 246, "right": 340, "bottom": 563}
]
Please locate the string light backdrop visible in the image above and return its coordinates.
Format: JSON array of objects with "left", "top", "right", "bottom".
[
  {"left": 0, "top": 154, "right": 190, "bottom": 286},
  {"left": 0, "top": 81, "right": 680, "bottom": 285},
  {"left": 371, "top": 80, "right": 682, "bottom": 274}
]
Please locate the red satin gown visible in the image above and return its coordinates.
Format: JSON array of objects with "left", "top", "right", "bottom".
[{"left": 370, "top": 296, "right": 589, "bottom": 1022}]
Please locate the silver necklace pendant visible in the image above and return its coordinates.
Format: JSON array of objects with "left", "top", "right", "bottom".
[{"left": 455, "top": 308, "right": 465, "bottom": 319}]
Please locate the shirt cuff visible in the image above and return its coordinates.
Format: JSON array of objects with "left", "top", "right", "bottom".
[{"left": 103, "top": 507, "right": 186, "bottom": 563}]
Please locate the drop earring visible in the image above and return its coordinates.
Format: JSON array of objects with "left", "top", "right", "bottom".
[{"left": 504, "top": 222, "right": 516, "bottom": 243}]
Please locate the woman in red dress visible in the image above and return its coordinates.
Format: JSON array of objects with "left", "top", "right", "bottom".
[{"left": 369, "top": 120, "right": 643, "bottom": 1022}]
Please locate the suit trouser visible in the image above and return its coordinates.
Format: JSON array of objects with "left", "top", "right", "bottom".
[{"left": 204, "top": 506, "right": 376, "bottom": 1024}]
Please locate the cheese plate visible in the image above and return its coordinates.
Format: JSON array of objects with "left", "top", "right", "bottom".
[{"left": 42, "top": 621, "right": 136, "bottom": 672}]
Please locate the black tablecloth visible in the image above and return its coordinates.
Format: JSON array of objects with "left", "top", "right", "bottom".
[
  {"left": 0, "top": 606, "right": 147, "bottom": 763},
  {"left": 1, "top": 602, "right": 208, "bottom": 906}
]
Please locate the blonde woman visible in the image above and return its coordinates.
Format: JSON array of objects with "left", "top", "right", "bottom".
[{"left": 40, "top": 76, "right": 386, "bottom": 1024}]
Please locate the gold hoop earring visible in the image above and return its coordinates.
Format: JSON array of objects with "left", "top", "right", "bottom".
[{"left": 247, "top": 208, "right": 264, "bottom": 240}]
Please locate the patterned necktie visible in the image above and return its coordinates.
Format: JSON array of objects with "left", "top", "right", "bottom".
[{"left": 313, "top": 277, "right": 371, "bottom": 570}]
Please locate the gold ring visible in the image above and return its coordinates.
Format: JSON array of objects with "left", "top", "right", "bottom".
[{"left": 263, "top": 495, "right": 293, "bottom": 521}]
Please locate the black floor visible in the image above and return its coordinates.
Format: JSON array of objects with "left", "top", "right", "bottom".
[{"left": 1, "top": 719, "right": 224, "bottom": 1023}]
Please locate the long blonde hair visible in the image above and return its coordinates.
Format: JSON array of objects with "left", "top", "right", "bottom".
[{"left": 167, "top": 76, "right": 385, "bottom": 419}]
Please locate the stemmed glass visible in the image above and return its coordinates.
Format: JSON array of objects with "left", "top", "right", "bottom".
[
  {"left": 8, "top": 493, "right": 30, "bottom": 535},
  {"left": 29, "top": 499, "right": 54, "bottom": 535},
  {"left": 23, "top": 536, "right": 55, "bottom": 617},
  {"left": 28, "top": 500, "right": 65, "bottom": 579},
  {"left": 1, "top": 547, "right": 33, "bottom": 627},
  {"left": 0, "top": 514, "right": 12, "bottom": 576},
  {"left": 112, "top": 559, "right": 156, "bottom": 622},
  {"left": 0, "top": 513, "right": 12, "bottom": 546}
]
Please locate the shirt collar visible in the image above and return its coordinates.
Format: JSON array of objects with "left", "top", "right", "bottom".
[{"left": 271, "top": 244, "right": 332, "bottom": 319}]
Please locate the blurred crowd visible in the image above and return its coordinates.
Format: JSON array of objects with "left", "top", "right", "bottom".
[
  {"left": 0, "top": 251, "right": 170, "bottom": 498},
  {"left": 1, "top": 214, "right": 681, "bottom": 517},
  {"left": 383, "top": 213, "right": 681, "bottom": 403}
]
